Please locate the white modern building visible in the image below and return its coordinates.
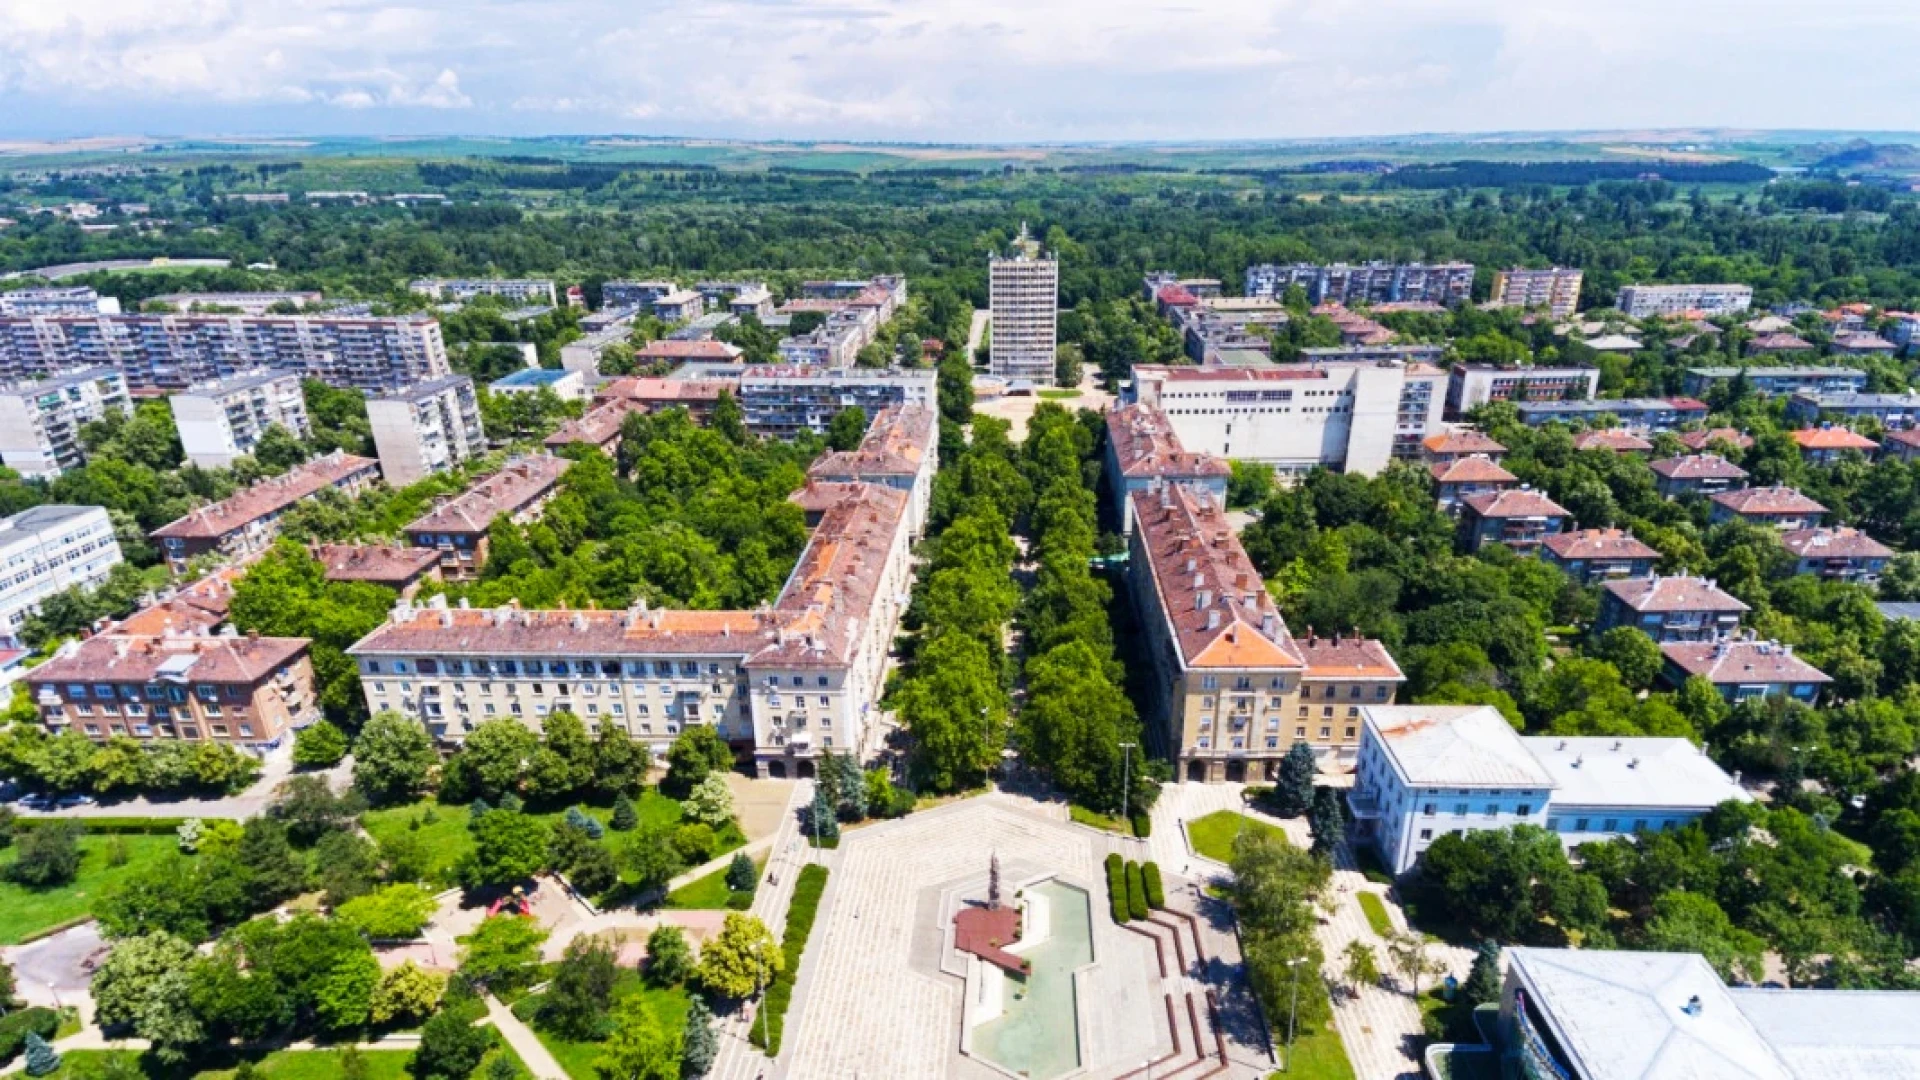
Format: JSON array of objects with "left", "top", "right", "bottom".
[
  {"left": 0, "top": 287, "right": 118, "bottom": 316},
  {"left": 409, "top": 279, "right": 557, "bottom": 305},
  {"left": 1245, "top": 262, "right": 1475, "bottom": 306},
  {"left": 367, "top": 375, "right": 488, "bottom": 488},
  {"left": 1348, "top": 704, "right": 1749, "bottom": 874},
  {"left": 0, "top": 505, "right": 124, "bottom": 647},
  {"left": 1129, "top": 359, "right": 1447, "bottom": 477},
  {"left": 989, "top": 227, "right": 1059, "bottom": 385},
  {"left": 1490, "top": 267, "right": 1584, "bottom": 318},
  {"left": 0, "top": 367, "right": 130, "bottom": 478},
  {"left": 149, "top": 292, "right": 324, "bottom": 315},
  {"left": 489, "top": 367, "right": 587, "bottom": 403},
  {"left": 1614, "top": 283, "right": 1754, "bottom": 319},
  {"left": 170, "top": 369, "right": 311, "bottom": 469},
  {"left": 1447, "top": 364, "right": 1602, "bottom": 414}
]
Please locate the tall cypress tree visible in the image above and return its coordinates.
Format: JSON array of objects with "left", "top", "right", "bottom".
[{"left": 680, "top": 997, "right": 719, "bottom": 1078}]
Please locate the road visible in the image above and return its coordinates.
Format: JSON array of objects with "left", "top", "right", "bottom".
[
  {"left": 966, "top": 308, "right": 989, "bottom": 362},
  {"left": 1, "top": 257, "right": 232, "bottom": 281}
]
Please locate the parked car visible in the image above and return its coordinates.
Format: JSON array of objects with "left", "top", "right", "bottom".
[
  {"left": 54, "top": 793, "right": 97, "bottom": 809},
  {"left": 17, "top": 793, "right": 55, "bottom": 811}
]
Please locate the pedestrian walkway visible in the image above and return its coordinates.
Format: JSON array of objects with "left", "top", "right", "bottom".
[
  {"left": 486, "top": 993, "right": 568, "bottom": 1079},
  {"left": 706, "top": 779, "right": 813, "bottom": 1080}
]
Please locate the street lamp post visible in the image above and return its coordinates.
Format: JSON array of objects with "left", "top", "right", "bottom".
[
  {"left": 1120, "top": 741, "right": 1136, "bottom": 827},
  {"left": 1284, "top": 956, "right": 1308, "bottom": 1072}
]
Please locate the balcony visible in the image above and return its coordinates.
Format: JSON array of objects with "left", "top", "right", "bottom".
[{"left": 1346, "top": 790, "right": 1383, "bottom": 820}]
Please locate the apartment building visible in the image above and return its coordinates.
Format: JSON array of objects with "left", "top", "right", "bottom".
[
  {"left": 1676, "top": 428, "right": 1754, "bottom": 453},
  {"left": 313, "top": 544, "right": 442, "bottom": 597},
  {"left": 1489, "top": 267, "right": 1584, "bottom": 318},
  {"left": 0, "top": 505, "right": 123, "bottom": 647},
  {"left": 1447, "top": 364, "right": 1601, "bottom": 414},
  {"left": 0, "top": 367, "right": 130, "bottom": 478},
  {"left": 351, "top": 480, "right": 914, "bottom": 776},
  {"left": 544, "top": 399, "right": 643, "bottom": 456},
  {"left": 1787, "top": 390, "right": 1920, "bottom": 430},
  {"left": 559, "top": 314, "right": 639, "bottom": 376},
  {"left": 1294, "top": 633, "right": 1405, "bottom": 765},
  {"left": 409, "top": 279, "right": 557, "bottom": 305},
  {"left": 150, "top": 292, "right": 324, "bottom": 315},
  {"left": 1615, "top": 283, "right": 1754, "bottom": 319},
  {"left": 1540, "top": 528, "right": 1660, "bottom": 584},
  {"left": 1789, "top": 426, "right": 1879, "bottom": 464},
  {"left": 28, "top": 629, "right": 317, "bottom": 750},
  {"left": 1129, "top": 359, "right": 1447, "bottom": 477},
  {"left": 1680, "top": 366, "right": 1867, "bottom": 398},
  {"left": 150, "top": 451, "right": 381, "bottom": 571},
  {"left": 594, "top": 376, "right": 736, "bottom": 425},
  {"left": 0, "top": 287, "right": 118, "bottom": 316},
  {"left": 366, "top": 375, "right": 487, "bottom": 488},
  {"left": 403, "top": 456, "right": 572, "bottom": 580},
  {"left": 1651, "top": 454, "right": 1749, "bottom": 498},
  {"left": 1709, "top": 485, "right": 1827, "bottom": 530},
  {"left": 170, "top": 370, "right": 310, "bottom": 469},
  {"left": 1430, "top": 456, "right": 1517, "bottom": 511},
  {"left": 804, "top": 404, "right": 939, "bottom": 538},
  {"left": 694, "top": 281, "right": 776, "bottom": 319},
  {"left": 1458, "top": 488, "right": 1571, "bottom": 553},
  {"left": 1245, "top": 261, "right": 1475, "bottom": 306},
  {"left": 1780, "top": 527, "right": 1894, "bottom": 584},
  {"left": 490, "top": 367, "right": 587, "bottom": 403},
  {"left": 601, "top": 281, "right": 677, "bottom": 309},
  {"left": 636, "top": 340, "right": 745, "bottom": 368},
  {"left": 1514, "top": 398, "right": 1709, "bottom": 431},
  {"left": 1347, "top": 704, "right": 1749, "bottom": 874},
  {"left": 1421, "top": 429, "right": 1507, "bottom": 464},
  {"left": 1660, "top": 638, "right": 1831, "bottom": 703},
  {"left": 649, "top": 289, "right": 705, "bottom": 324},
  {"left": 1103, "top": 403, "right": 1231, "bottom": 533},
  {"left": 1596, "top": 574, "right": 1749, "bottom": 643},
  {"left": 699, "top": 365, "right": 935, "bottom": 440},
  {"left": 989, "top": 229, "right": 1059, "bottom": 384},
  {"left": 1882, "top": 429, "right": 1920, "bottom": 462},
  {"left": 0, "top": 312, "right": 451, "bottom": 392}
]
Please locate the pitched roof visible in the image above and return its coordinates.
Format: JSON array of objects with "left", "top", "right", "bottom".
[
  {"left": 634, "top": 340, "right": 743, "bottom": 361},
  {"left": 1506, "top": 949, "right": 1794, "bottom": 1080},
  {"left": 1884, "top": 429, "right": 1920, "bottom": 450},
  {"left": 1460, "top": 488, "right": 1570, "bottom": 519},
  {"left": 808, "top": 405, "right": 936, "bottom": 480},
  {"left": 1779, "top": 527, "right": 1895, "bottom": 560},
  {"left": 1604, "top": 575, "right": 1749, "bottom": 615},
  {"left": 1661, "top": 639, "right": 1831, "bottom": 685},
  {"left": 28, "top": 631, "right": 310, "bottom": 687},
  {"left": 1789, "top": 427, "right": 1879, "bottom": 452},
  {"left": 313, "top": 544, "right": 442, "bottom": 586},
  {"left": 1129, "top": 486, "right": 1303, "bottom": 671},
  {"left": 1297, "top": 633, "right": 1404, "bottom": 682},
  {"left": 595, "top": 377, "right": 736, "bottom": 405},
  {"left": 1649, "top": 454, "right": 1749, "bottom": 481},
  {"left": 114, "top": 599, "right": 225, "bottom": 637},
  {"left": 1542, "top": 528, "right": 1660, "bottom": 561},
  {"left": 546, "top": 398, "right": 643, "bottom": 449},
  {"left": 151, "top": 452, "right": 379, "bottom": 540},
  {"left": 1428, "top": 456, "right": 1516, "bottom": 484},
  {"left": 1363, "top": 705, "right": 1554, "bottom": 788},
  {"left": 1107, "top": 404, "right": 1231, "bottom": 480},
  {"left": 1748, "top": 332, "right": 1814, "bottom": 351},
  {"left": 1677, "top": 429, "right": 1755, "bottom": 451},
  {"left": 1573, "top": 428, "right": 1655, "bottom": 452},
  {"left": 1422, "top": 430, "right": 1507, "bottom": 456},
  {"left": 404, "top": 456, "right": 571, "bottom": 537},
  {"left": 1710, "top": 485, "right": 1826, "bottom": 516}
]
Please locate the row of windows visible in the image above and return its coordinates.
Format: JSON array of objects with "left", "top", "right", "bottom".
[
  {"left": 63, "top": 682, "right": 242, "bottom": 702},
  {"left": 78, "top": 721, "right": 253, "bottom": 739}
]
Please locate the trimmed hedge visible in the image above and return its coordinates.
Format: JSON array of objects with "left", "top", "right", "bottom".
[
  {"left": 11, "top": 817, "right": 186, "bottom": 835},
  {"left": 751, "top": 862, "right": 829, "bottom": 1056},
  {"left": 1142, "top": 861, "right": 1165, "bottom": 910},
  {"left": 1130, "top": 812, "right": 1151, "bottom": 838},
  {"left": 1105, "top": 853, "right": 1127, "bottom": 924},
  {"left": 1124, "top": 860, "right": 1148, "bottom": 921},
  {"left": 0, "top": 1008, "right": 59, "bottom": 1065}
]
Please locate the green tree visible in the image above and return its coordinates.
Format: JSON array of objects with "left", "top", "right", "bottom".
[
  {"left": 1308, "top": 785, "right": 1345, "bottom": 857},
  {"left": 370, "top": 962, "right": 446, "bottom": 1026},
  {"left": 22, "top": 1032, "right": 59, "bottom": 1077},
  {"left": 461, "top": 810, "right": 549, "bottom": 888},
  {"left": 336, "top": 884, "right": 438, "bottom": 939},
  {"left": 539, "top": 936, "right": 618, "bottom": 1041},
  {"left": 237, "top": 818, "right": 308, "bottom": 904},
  {"left": 826, "top": 406, "right": 868, "bottom": 452},
  {"left": 594, "top": 995, "right": 681, "bottom": 1080},
  {"left": 293, "top": 721, "right": 350, "bottom": 767},
  {"left": 681, "top": 997, "right": 718, "bottom": 1078},
  {"left": 664, "top": 726, "right": 733, "bottom": 796},
  {"left": 450, "top": 718, "right": 540, "bottom": 801},
  {"left": 312, "top": 830, "right": 381, "bottom": 906},
  {"left": 711, "top": 389, "right": 747, "bottom": 446},
  {"left": 683, "top": 772, "right": 736, "bottom": 829},
  {"left": 1273, "top": 741, "right": 1317, "bottom": 818},
  {"left": 1595, "top": 626, "right": 1665, "bottom": 691},
  {"left": 92, "top": 932, "right": 197, "bottom": 1029},
  {"left": 695, "top": 912, "right": 782, "bottom": 999},
  {"left": 352, "top": 711, "right": 438, "bottom": 804},
  {"left": 624, "top": 823, "right": 687, "bottom": 896},
  {"left": 1460, "top": 941, "right": 1502, "bottom": 1010},
  {"left": 645, "top": 925, "right": 694, "bottom": 985},
  {"left": 412, "top": 1006, "right": 495, "bottom": 1080},
  {"left": 457, "top": 915, "right": 549, "bottom": 992},
  {"left": 725, "top": 851, "right": 757, "bottom": 894},
  {"left": 1018, "top": 641, "right": 1138, "bottom": 813},
  {"left": 593, "top": 726, "right": 651, "bottom": 797},
  {"left": 1342, "top": 939, "right": 1380, "bottom": 991},
  {"left": 1642, "top": 891, "right": 1767, "bottom": 983},
  {"left": 609, "top": 793, "right": 640, "bottom": 831},
  {"left": 5, "top": 822, "right": 81, "bottom": 887},
  {"left": 892, "top": 633, "right": 1005, "bottom": 793},
  {"left": 269, "top": 773, "right": 367, "bottom": 846}
]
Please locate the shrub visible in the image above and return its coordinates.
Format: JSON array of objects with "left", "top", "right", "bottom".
[
  {"left": 672, "top": 823, "right": 717, "bottom": 864},
  {"left": 1142, "top": 861, "right": 1165, "bottom": 910},
  {"left": 1105, "top": 853, "right": 1127, "bottom": 924},
  {"left": 644, "top": 925, "right": 692, "bottom": 986},
  {"left": 1131, "top": 812, "right": 1152, "bottom": 838},
  {"left": 725, "top": 851, "right": 757, "bottom": 894},
  {"left": 726, "top": 891, "right": 754, "bottom": 910},
  {"left": 0, "top": 1008, "right": 59, "bottom": 1065},
  {"left": 15, "top": 817, "right": 183, "bottom": 836},
  {"left": 751, "top": 863, "right": 829, "bottom": 1056},
  {"left": 1125, "top": 860, "right": 1148, "bottom": 921}
]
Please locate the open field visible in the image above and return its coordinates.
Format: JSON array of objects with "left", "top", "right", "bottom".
[{"left": 0, "top": 833, "right": 181, "bottom": 944}]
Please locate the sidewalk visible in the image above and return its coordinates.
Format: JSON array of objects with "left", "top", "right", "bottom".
[{"left": 485, "top": 994, "right": 568, "bottom": 1080}]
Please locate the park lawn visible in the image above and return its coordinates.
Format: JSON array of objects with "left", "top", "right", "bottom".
[
  {"left": 1357, "top": 891, "right": 1395, "bottom": 937},
  {"left": 520, "top": 970, "right": 693, "bottom": 1080},
  {"left": 1069, "top": 804, "right": 1133, "bottom": 835},
  {"left": 1186, "top": 810, "right": 1288, "bottom": 864},
  {"left": 666, "top": 855, "right": 763, "bottom": 909},
  {"left": 362, "top": 789, "right": 692, "bottom": 886},
  {"left": 0, "top": 833, "right": 182, "bottom": 944},
  {"left": 44, "top": 1049, "right": 417, "bottom": 1079},
  {"left": 1038, "top": 388, "right": 1082, "bottom": 399},
  {"left": 1273, "top": 1024, "right": 1358, "bottom": 1080}
]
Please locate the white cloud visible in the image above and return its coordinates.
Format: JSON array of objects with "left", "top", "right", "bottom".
[{"left": 2, "top": 0, "right": 1920, "bottom": 137}]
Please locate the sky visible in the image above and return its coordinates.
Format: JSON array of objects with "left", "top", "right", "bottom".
[{"left": 5, "top": 0, "right": 1920, "bottom": 142}]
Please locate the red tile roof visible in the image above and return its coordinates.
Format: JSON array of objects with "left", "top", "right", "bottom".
[
  {"left": 596, "top": 377, "right": 736, "bottom": 405},
  {"left": 1780, "top": 527, "right": 1895, "bottom": 560},
  {"left": 1129, "top": 486, "right": 1303, "bottom": 671},
  {"left": 151, "top": 452, "right": 379, "bottom": 540},
  {"left": 634, "top": 340, "right": 744, "bottom": 361},
  {"left": 1298, "top": 633, "right": 1404, "bottom": 683},
  {"left": 1107, "top": 404, "right": 1231, "bottom": 480},
  {"left": 1572, "top": 429, "right": 1654, "bottom": 453},
  {"left": 1649, "top": 454, "right": 1749, "bottom": 481},
  {"left": 1661, "top": 639, "right": 1830, "bottom": 686},
  {"left": 115, "top": 599, "right": 225, "bottom": 637},
  {"left": 1422, "top": 430, "right": 1507, "bottom": 456},
  {"left": 1710, "top": 485, "right": 1827, "bottom": 517},
  {"left": 1429, "top": 456, "right": 1517, "bottom": 484},
  {"left": 1604, "top": 575, "right": 1749, "bottom": 615},
  {"left": 405, "top": 456, "right": 571, "bottom": 537},
  {"left": 314, "top": 544, "right": 442, "bottom": 586},
  {"left": 808, "top": 405, "right": 935, "bottom": 480},
  {"left": 1677, "top": 428, "right": 1754, "bottom": 451},
  {"left": 1460, "top": 489, "right": 1570, "bottom": 519},
  {"left": 1542, "top": 528, "right": 1660, "bottom": 561},
  {"left": 1748, "top": 332, "right": 1814, "bottom": 351},
  {"left": 1883, "top": 429, "right": 1920, "bottom": 450},
  {"left": 1790, "top": 427, "right": 1879, "bottom": 452},
  {"left": 546, "top": 398, "right": 643, "bottom": 449},
  {"left": 29, "top": 631, "right": 310, "bottom": 687}
]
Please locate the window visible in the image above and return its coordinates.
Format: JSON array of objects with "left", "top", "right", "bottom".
[
  {"left": 1198, "top": 737, "right": 1211, "bottom": 748},
  {"left": 1318, "top": 726, "right": 1330, "bottom": 739},
  {"left": 1266, "top": 738, "right": 1278, "bottom": 749},
  {"left": 1294, "top": 726, "right": 1305, "bottom": 738},
  {"left": 1418, "top": 829, "right": 1432, "bottom": 841},
  {"left": 1602, "top": 818, "right": 1618, "bottom": 832},
  {"left": 1547, "top": 817, "right": 1561, "bottom": 831},
  {"left": 1422, "top": 803, "right": 1436, "bottom": 816},
  {"left": 1485, "top": 804, "right": 1499, "bottom": 817},
  {"left": 1573, "top": 818, "right": 1589, "bottom": 831},
  {"left": 1517, "top": 805, "right": 1533, "bottom": 817},
  {"left": 1632, "top": 819, "right": 1648, "bottom": 832},
  {"left": 1344, "top": 726, "right": 1356, "bottom": 739},
  {"left": 1453, "top": 803, "right": 1467, "bottom": 816}
]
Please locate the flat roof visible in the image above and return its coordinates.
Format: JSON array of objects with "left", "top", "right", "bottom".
[
  {"left": 492, "top": 368, "right": 576, "bottom": 387},
  {"left": 1520, "top": 737, "right": 1750, "bottom": 811},
  {"left": 1730, "top": 988, "right": 1920, "bottom": 1078},
  {"left": 1363, "top": 704, "right": 1554, "bottom": 789}
]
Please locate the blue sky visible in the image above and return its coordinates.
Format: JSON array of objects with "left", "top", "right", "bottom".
[{"left": 4, "top": 0, "right": 1920, "bottom": 141}]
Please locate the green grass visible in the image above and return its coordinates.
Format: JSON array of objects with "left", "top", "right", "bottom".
[
  {"left": 0, "top": 833, "right": 182, "bottom": 944},
  {"left": 1038, "top": 389, "right": 1082, "bottom": 399},
  {"left": 1272, "top": 1024, "right": 1357, "bottom": 1080},
  {"left": 1357, "top": 892, "right": 1394, "bottom": 937},
  {"left": 1068, "top": 804, "right": 1134, "bottom": 835},
  {"left": 517, "top": 970, "right": 692, "bottom": 1080},
  {"left": 1185, "top": 810, "right": 1288, "bottom": 864},
  {"left": 362, "top": 789, "right": 692, "bottom": 887},
  {"left": 44, "top": 1049, "right": 417, "bottom": 1079},
  {"left": 666, "top": 856, "right": 763, "bottom": 909}
]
